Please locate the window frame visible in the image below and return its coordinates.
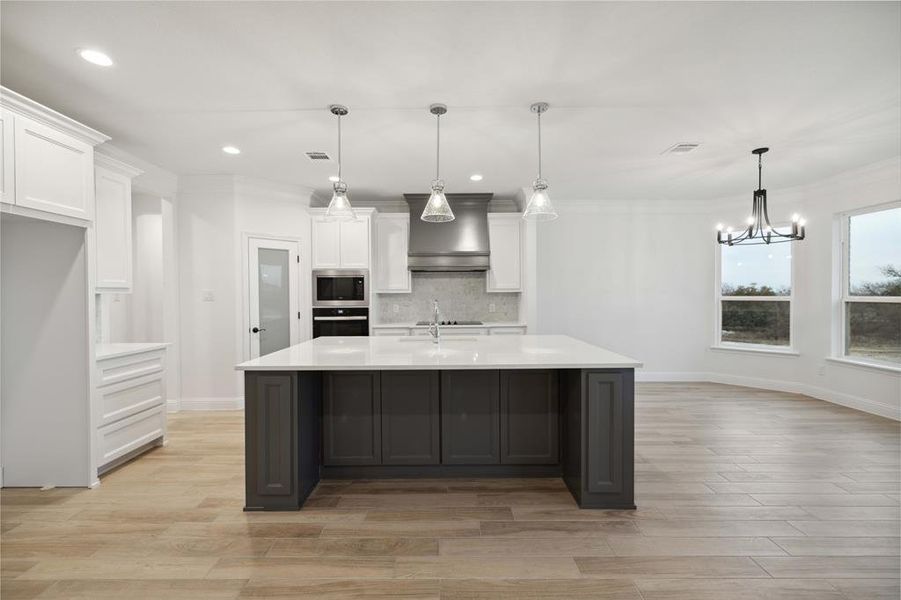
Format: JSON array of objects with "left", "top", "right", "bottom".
[
  {"left": 713, "top": 225, "right": 797, "bottom": 353},
  {"left": 834, "top": 201, "right": 901, "bottom": 369}
]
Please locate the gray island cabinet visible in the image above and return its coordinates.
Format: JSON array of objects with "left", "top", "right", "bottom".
[{"left": 237, "top": 335, "right": 641, "bottom": 510}]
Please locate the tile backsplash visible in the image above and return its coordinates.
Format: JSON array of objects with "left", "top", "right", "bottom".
[{"left": 376, "top": 272, "right": 520, "bottom": 324}]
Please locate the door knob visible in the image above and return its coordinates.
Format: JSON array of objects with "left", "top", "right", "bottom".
[{"left": 251, "top": 327, "right": 266, "bottom": 333}]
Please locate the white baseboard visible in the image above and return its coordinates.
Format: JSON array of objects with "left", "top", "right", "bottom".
[
  {"left": 643, "top": 371, "right": 900, "bottom": 421},
  {"left": 636, "top": 371, "right": 710, "bottom": 382},
  {"left": 177, "top": 397, "right": 244, "bottom": 411}
]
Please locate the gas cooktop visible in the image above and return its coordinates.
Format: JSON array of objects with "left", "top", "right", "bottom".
[{"left": 415, "top": 320, "right": 484, "bottom": 326}]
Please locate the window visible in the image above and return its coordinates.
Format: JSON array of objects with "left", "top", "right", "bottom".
[
  {"left": 717, "top": 232, "right": 793, "bottom": 348},
  {"left": 842, "top": 205, "right": 901, "bottom": 365}
]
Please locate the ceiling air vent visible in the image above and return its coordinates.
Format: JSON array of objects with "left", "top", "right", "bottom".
[
  {"left": 663, "top": 143, "right": 700, "bottom": 155},
  {"left": 305, "top": 151, "right": 331, "bottom": 161}
]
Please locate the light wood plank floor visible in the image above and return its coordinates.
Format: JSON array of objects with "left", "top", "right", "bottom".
[{"left": 2, "top": 383, "right": 898, "bottom": 599}]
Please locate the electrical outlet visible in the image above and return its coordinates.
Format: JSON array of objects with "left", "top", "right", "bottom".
[
  {"left": 201, "top": 290, "right": 215, "bottom": 302},
  {"left": 393, "top": 304, "right": 399, "bottom": 313},
  {"left": 489, "top": 303, "right": 496, "bottom": 313},
  {"left": 818, "top": 365, "right": 826, "bottom": 376}
]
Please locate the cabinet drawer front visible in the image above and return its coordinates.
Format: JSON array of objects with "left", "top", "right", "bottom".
[
  {"left": 98, "top": 373, "right": 164, "bottom": 426},
  {"left": 96, "top": 351, "right": 164, "bottom": 387},
  {"left": 14, "top": 116, "right": 93, "bottom": 220},
  {"left": 97, "top": 405, "right": 165, "bottom": 467}
]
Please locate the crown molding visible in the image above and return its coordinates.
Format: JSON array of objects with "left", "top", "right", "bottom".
[
  {"left": 95, "top": 152, "right": 144, "bottom": 178},
  {"left": 0, "top": 86, "right": 110, "bottom": 146}
]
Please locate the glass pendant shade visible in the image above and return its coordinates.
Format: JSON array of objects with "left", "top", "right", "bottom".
[
  {"left": 421, "top": 180, "right": 455, "bottom": 222},
  {"left": 523, "top": 178, "right": 558, "bottom": 221},
  {"left": 326, "top": 181, "right": 355, "bottom": 221}
]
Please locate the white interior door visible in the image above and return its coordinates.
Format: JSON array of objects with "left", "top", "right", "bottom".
[{"left": 247, "top": 237, "right": 300, "bottom": 359}]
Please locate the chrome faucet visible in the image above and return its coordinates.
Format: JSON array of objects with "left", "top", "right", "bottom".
[{"left": 428, "top": 299, "right": 441, "bottom": 343}]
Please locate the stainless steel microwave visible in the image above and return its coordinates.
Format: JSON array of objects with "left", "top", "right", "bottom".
[{"left": 312, "top": 269, "right": 369, "bottom": 307}]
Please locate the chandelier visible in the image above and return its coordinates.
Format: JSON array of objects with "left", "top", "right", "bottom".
[{"left": 716, "top": 147, "right": 805, "bottom": 245}]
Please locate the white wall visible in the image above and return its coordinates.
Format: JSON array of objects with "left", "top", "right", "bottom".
[
  {"left": 177, "top": 176, "right": 313, "bottom": 409},
  {"left": 536, "top": 158, "right": 900, "bottom": 419}
]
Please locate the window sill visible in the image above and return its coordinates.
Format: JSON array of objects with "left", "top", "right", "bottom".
[
  {"left": 709, "top": 344, "right": 799, "bottom": 357},
  {"left": 825, "top": 357, "right": 901, "bottom": 375}
]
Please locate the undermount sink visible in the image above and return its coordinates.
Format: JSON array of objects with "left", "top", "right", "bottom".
[{"left": 396, "top": 337, "right": 480, "bottom": 343}]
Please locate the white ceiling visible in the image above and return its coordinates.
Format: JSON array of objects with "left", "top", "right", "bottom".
[{"left": 2, "top": 1, "right": 898, "bottom": 204}]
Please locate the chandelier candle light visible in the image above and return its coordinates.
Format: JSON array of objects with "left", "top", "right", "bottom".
[
  {"left": 523, "top": 102, "right": 558, "bottom": 221},
  {"left": 326, "top": 104, "right": 355, "bottom": 221},
  {"left": 716, "top": 147, "right": 805, "bottom": 245},
  {"left": 421, "top": 103, "right": 455, "bottom": 223}
]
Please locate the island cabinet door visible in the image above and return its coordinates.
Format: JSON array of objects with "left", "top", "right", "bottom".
[
  {"left": 441, "top": 370, "right": 500, "bottom": 464},
  {"left": 244, "top": 372, "right": 298, "bottom": 511},
  {"left": 499, "top": 370, "right": 559, "bottom": 464},
  {"left": 323, "top": 372, "right": 381, "bottom": 465},
  {"left": 381, "top": 371, "right": 440, "bottom": 465}
]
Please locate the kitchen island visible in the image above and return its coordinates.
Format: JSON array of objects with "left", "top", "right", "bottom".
[{"left": 236, "top": 335, "right": 641, "bottom": 510}]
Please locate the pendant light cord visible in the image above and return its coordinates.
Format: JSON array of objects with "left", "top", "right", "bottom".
[
  {"left": 537, "top": 110, "right": 543, "bottom": 179},
  {"left": 436, "top": 113, "right": 441, "bottom": 181},
  {"left": 337, "top": 114, "right": 342, "bottom": 181}
]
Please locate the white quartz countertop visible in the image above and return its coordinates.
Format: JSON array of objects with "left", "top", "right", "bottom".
[
  {"left": 96, "top": 342, "right": 169, "bottom": 361},
  {"left": 236, "top": 335, "right": 641, "bottom": 371}
]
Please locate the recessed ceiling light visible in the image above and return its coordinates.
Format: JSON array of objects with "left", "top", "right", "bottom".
[
  {"left": 469, "top": 174, "right": 483, "bottom": 182},
  {"left": 222, "top": 145, "right": 241, "bottom": 155},
  {"left": 328, "top": 175, "right": 340, "bottom": 183},
  {"left": 77, "top": 48, "right": 113, "bottom": 67}
]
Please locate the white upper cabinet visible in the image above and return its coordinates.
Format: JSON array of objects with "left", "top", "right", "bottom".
[
  {"left": 14, "top": 115, "right": 95, "bottom": 220},
  {"left": 94, "top": 155, "right": 142, "bottom": 293},
  {"left": 1, "top": 87, "right": 109, "bottom": 223},
  {"left": 310, "top": 208, "right": 373, "bottom": 270},
  {"left": 486, "top": 213, "right": 523, "bottom": 293},
  {"left": 339, "top": 218, "right": 371, "bottom": 268},
  {"left": 374, "top": 213, "right": 411, "bottom": 293},
  {"left": 0, "top": 110, "right": 13, "bottom": 204},
  {"left": 311, "top": 216, "right": 341, "bottom": 268}
]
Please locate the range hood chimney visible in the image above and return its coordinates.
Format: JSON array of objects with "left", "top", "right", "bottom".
[{"left": 406, "top": 193, "right": 492, "bottom": 272}]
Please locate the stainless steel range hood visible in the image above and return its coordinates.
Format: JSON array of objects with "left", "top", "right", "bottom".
[{"left": 406, "top": 193, "right": 492, "bottom": 272}]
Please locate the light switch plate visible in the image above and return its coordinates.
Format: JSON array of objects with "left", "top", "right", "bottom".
[{"left": 201, "top": 290, "right": 215, "bottom": 302}]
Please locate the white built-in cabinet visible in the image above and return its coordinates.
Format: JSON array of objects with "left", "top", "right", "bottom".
[
  {"left": 94, "top": 154, "right": 142, "bottom": 292},
  {"left": 310, "top": 207, "right": 373, "bottom": 269},
  {"left": 0, "top": 110, "right": 13, "bottom": 203},
  {"left": 374, "top": 213, "right": 411, "bottom": 293},
  {"left": 0, "top": 86, "right": 109, "bottom": 224},
  {"left": 14, "top": 115, "right": 96, "bottom": 220},
  {"left": 486, "top": 213, "right": 523, "bottom": 292},
  {"left": 95, "top": 345, "right": 167, "bottom": 474}
]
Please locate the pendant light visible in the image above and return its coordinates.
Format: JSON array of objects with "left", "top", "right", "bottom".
[
  {"left": 325, "top": 104, "right": 355, "bottom": 221},
  {"left": 421, "top": 103, "right": 455, "bottom": 223},
  {"left": 523, "top": 102, "right": 558, "bottom": 221},
  {"left": 716, "top": 147, "right": 805, "bottom": 245}
]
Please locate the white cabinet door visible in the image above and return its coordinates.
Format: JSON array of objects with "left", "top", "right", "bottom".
[
  {"left": 311, "top": 217, "right": 341, "bottom": 269},
  {"left": 95, "top": 165, "right": 133, "bottom": 292},
  {"left": 14, "top": 115, "right": 94, "bottom": 221},
  {"left": 486, "top": 214, "right": 522, "bottom": 292},
  {"left": 374, "top": 214, "right": 410, "bottom": 292},
  {"left": 0, "top": 110, "right": 13, "bottom": 204},
  {"left": 339, "top": 218, "right": 370, "bottom": 268}
]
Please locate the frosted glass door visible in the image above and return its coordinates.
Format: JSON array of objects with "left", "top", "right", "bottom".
[
  {"left": 248, "top": 238, "right": 300, "bottom": 359},
  {"left": 257, "top": 248, "right": 290, "bottom": 356}
]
